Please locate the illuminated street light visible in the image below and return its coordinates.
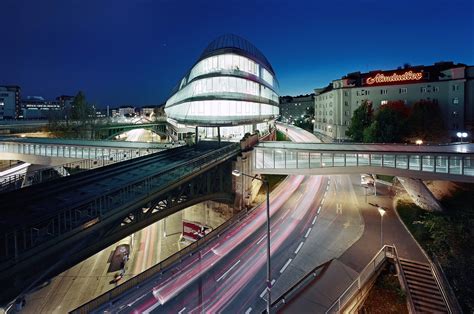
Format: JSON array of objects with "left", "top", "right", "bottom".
[
  {"left": 232, "top": 170, "right": 271, "bottom": 314},
  {"left": 311, "top": 119, "right": 315, "bottom": 123},
  {"left": 457, "top": 132, "right": 468, "bottom": 143},
  {"left": 415, "top": 139, "right": 423, "bottom": 145},
  {"left": 378, "top": 207, "right": 386, "bottom": 247}
]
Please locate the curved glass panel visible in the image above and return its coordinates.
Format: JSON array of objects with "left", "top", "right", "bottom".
[
  {"left": 188, "top": 54, "right": 259, "bottom": 83},
  {"left": 167, "top": 76, "right": 278, "bottom": 106}
]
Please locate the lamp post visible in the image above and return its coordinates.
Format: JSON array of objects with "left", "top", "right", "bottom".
[
  {"left": 456, "top": 132, "right": 468, "bottom": 143},
  {"left": 377, "top": 207, "right": 386, "bottom": 247},
  {"left": 415, "top": 139, "right": 423, "bottom": 145},
  {"left": 232, "top": 169, "right": 271, "bottom": 313}
]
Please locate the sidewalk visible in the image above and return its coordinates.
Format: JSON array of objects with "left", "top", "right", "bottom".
[{"left": 278, "top": 175, "right": 427, "bottom": 312}]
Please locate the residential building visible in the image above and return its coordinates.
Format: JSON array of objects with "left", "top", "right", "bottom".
[
  {"left": 279, "top": 94, "right": 315, "bottom": 124},
  {"left": 313, "top": 62, "right": 474, "bottom": 140}
]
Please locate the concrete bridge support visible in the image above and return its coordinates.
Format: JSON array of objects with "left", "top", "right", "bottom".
[{"left": 397, "top": 177, "right": 444, "bottom": 211}]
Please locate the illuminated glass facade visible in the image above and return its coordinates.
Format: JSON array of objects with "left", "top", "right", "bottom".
[{"left": 165, "top": 34, "right": 279, "bottom": 126}]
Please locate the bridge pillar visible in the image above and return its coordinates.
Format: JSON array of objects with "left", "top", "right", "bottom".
[
  {"left": 195, "top": 126, "right": 199, "bottom": 144},
  {"left": 397, "top": 177, "right": 444, "bottom": 211},
  {"left": 217, "top": 126, "right": 221, "bottom": 147},
  {"left": 232, "top": 150, "right": 260, "bottom": 211}
]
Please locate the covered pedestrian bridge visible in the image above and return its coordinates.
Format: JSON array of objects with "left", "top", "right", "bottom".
[{"left": 253, "top": 142, "right": 474, "bottom": 183}]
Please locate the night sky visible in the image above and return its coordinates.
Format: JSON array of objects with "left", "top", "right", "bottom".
[{"left": 2, "top": 0, "right": 473, "bottom": 107}]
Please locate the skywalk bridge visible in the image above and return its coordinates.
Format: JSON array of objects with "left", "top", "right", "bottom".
[
  {"left": 253, "top": 142, "right": 474, "bottom": 183},
  {"left": 0, "top": 141, "right": 239, "bottom": 304},
  {"left": 0, "top": 136, "right": 180, "bottom": 166}
]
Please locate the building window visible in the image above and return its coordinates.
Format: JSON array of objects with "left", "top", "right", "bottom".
[
  {"left": 420, "top": 87, "right": 427, "bottom": 93},
  {"left": 380, "top": 89, "right": 388, "bottom": 95},
  {"left": 345, "top": 110, "right": 350, "bottom": 116},
  {"left": 433, "top": 86, "right": 439, "bottom": 92},
  {"left": 452, "top": 111, "right": 458, "bottom": 117},
  {"left": 344, "top": 101, "right": 348, "bottom": 106},
  {"left": 344, "top": 91, "right": 348, "bottom": 96},
  {"left": 399, "top": 88, "right": 408, "bottom": 94},
  {"left": 381, "top": 100, "right": 388, "bottom": 106},
  {"left": 452, "top": 84, "right": 460, "bottom": 91},
  {"left": 453, "top": 97, "right": 459, "bottom": 104}
]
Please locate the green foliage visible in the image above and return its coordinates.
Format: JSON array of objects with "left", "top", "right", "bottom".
[
  {"left": 346, "top": 100, "right": 373, "bottom": 142},
  {"left": 406, "top": 100, "right": 448, "bottom": 141},
  {"left": 276, "top": 130, "right": 289, "bottom": 141},
  {"left": 71, "top": 91, "right": 94, "bottom": 121}
]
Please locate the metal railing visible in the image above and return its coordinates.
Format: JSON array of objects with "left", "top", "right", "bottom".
[
  {"left": 429, "top": 255, "right": 462, "bottom": 314},
  {"left": 271, "top": 259, "right": 333, "bottom": 312},
  {"left": 0, "top": 143, "right": 240, "bottom": 262},
  {"left": 0, "top": 148, "right": 164, "bottom": 193},
  {"left": 325, "top": 245, "right": 415, "bottom": 313},
  {"left": 71, "top": 193, "right": 255, "bottom": 314}
]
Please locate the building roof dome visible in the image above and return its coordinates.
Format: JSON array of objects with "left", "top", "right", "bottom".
[{"left": 198, "top": 34, "right": 275, "bottom": 75}]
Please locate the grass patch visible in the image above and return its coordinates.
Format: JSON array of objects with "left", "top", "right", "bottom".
[
  {"left": 396, "top": 193, "right": 474, "bottom": 312},
  {"left": 376, "top": 175, "right": 395, "bottom": 183},
  {"left": 276, "top": 130, "right": 289, "bottom": 141}
]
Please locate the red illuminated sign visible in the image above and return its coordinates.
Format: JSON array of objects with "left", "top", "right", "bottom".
[{"left": 366, "top": 70, "right": 423, "bottom": 85}]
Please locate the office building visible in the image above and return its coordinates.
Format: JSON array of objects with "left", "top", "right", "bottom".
[
  {"left": 0, "top": 86, "right": 21, "bottom": 119},
  {"left": 165, "top": 34, "right": 279, "bottom": 141}
]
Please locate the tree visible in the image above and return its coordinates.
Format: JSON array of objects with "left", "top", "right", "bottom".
[
  {"left": 71, "top": 91, "right": 94, "bottom": 121},
  {"left": 406, "top": 100, "right": 448, "bottom": 142},
  {"left": 346, "top": 100, "right": 373, "bottom": 142},
  {"left": 360, "top": 100, "right": 410, "bottom": 143},
  {"left": 374, "top": 104, "right": 408, "bottom": 142}
]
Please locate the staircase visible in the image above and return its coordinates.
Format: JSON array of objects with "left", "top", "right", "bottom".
[{"left": 399, "top": 258, "right": 449, "bottom": 313}]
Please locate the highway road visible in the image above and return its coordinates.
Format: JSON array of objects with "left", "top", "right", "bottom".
[{"left": 96, "top": 125, "right": 357, "bottom": 313}]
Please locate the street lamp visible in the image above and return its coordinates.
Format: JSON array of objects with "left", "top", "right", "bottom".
[
  {"left": 377, "top": 207, "right": 386, "bottom": 247},
  {"left": 232, "top": 169, "right": 272, "bottom": 313},
  {"left": 456, "top": 132, "right": 468, "bottom": 143},
  {"left": 415, "top": 139, "right": 423, "bottom": 145}
]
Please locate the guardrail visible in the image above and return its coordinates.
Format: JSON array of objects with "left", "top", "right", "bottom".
[
  {"left": 271, "top": 259, "right": 332, "bottom": 311},
  {"left": 325, "top": 245, "right": 415, "bottom": 313},
  {"left": 430, "top": 255, "right": 462, "bottom": 314},
  {"left": 70, "top": 189, "right": 254, "bottom": 314},
  {"left": 0, "top": 148, "right": 164, "bottom": 193}
]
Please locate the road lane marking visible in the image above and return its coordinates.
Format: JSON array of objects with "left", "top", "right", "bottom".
[
  {"left": 127, "top": 293, "right": 146, "bottom": 307},
  {"left": 321, "top": 198, "right": 325, "bottom": 205},
  {"left": 294, "top": 242, "right": 304, "bottom": 254},
  {"left": 216, "top": 260, "right": 241, "bottom": 282},
  {"left": 312, "top": 216, "right": 317, "bottom": 225},
  {"left": 271, "top": 279, "right": 276, "bottom": 285},
  {"left": 257, "top": 235, "right": 266, "bottom": 245},
  {"left": 305, "top": 227, "right": 312, "bottom": 238},
  {"left": 178, "top": 307, "right": 186, "bottom": 314},
  {"left": 326, "top": 185, "right": 329, "bottom": 191},
  {"left": 317, "top": 206, "right": 321, "bottom": 214},
  {"left": 143, "top": 301, "right": 161, "bottom": 314},
  {"left": 260, "top": 288, "right": 267, "bottom": 298},
  {"left": 245, "top": 308, "right": 252, "bottom": 314},
  {"left": 280, "top": 258, "right": 292, "bottom": 273}
]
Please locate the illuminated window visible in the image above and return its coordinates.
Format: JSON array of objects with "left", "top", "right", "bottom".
[
  {"left": 381, "top": 100, "right": 388, "bottom": 105},
  {"left": 453, "top": 98, "right": 459, "bottom": 104}
]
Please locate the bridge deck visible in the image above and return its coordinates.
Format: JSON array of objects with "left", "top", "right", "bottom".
[{"left": 254, "top": 142, "right": 474, "bottom": 181}]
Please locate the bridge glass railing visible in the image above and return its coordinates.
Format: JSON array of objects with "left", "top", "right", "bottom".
[{"left": 254, "top": 147, "right": 474, "bottom": 178}]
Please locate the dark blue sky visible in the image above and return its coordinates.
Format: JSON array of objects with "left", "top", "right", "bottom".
[{"left": 2, "top": 0, "right": 473, "bottom": 107}]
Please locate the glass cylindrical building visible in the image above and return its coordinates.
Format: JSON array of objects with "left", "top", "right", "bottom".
[{"left": 165, "top": 34, "right": 279, "bottom": 139}]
